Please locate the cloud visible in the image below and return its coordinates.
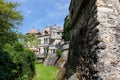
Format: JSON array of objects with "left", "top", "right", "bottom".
[
  {"left": 27, "top": 10, "right": 31, "bottom": 14},
  {"left": 11, "top": 0, "right": 70, "bottom": 34},
  {"left": 24, "top": 10, "right": 31, "bottom": 17}
]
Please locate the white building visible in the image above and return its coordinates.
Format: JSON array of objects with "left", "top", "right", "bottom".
[{"left": 37, "top": 25, "right": 63, "bottom": 58}]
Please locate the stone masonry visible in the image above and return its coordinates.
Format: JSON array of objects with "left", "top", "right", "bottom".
[
  {"left": 56, "top": 41, "right": 70, "bottom": 80},
  {"left": 96, "top": 0, "right": 120, "bottom": 79},
  {"left": 61, "top": 0, "right": 120, "bottom": 80}
]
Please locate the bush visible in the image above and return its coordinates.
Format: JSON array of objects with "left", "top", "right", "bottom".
[
  {"left": 0, "top": 48, "right": 15, "bottom": 80},
  {"left": 56, "top": 49, "right": 62, "bottom": 57},
  {"left": 24, "top": 48, "right": 36, "bottom": 78},
  {"left": 0, "top": 42, "right": 36, "bottom": 80}
]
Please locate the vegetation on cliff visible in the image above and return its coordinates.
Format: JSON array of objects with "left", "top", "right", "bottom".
[
  {"left": 56, "top": 49, "right": 62, "bottom": 57},
  {"left": 62, "top": 15, "right": 71, "bottom": 41}
]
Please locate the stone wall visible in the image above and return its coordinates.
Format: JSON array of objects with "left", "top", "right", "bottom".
[
  {"left": 44, "top": 53, "right": 58, "bottom": 66},
  {"left": 44, "top": 41, "right": 69, "bottom": 67},
  {"left": 55, "top": 41, "right": 70, "bottom": 68},
  {"left": 62, "top": 0, "right": 120, "bottom": 80},
  {"left": 96, "top": 0, "right": 120, "bottom": 79},
  {"left": 56, "top": 41, "right": 70, "bottom": 80}
]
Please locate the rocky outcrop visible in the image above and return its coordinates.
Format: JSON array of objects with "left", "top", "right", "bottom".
[{"left": 61, "top": 0, "right": 120, "bottom": 80}]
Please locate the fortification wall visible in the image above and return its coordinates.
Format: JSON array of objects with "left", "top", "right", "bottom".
[{"left": 62, "top": 0, "right": 120, "bottom": 80}]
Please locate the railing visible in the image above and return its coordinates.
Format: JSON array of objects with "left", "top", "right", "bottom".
[{"left": 36, "top": 53, "right": 45, "bottom": 58}]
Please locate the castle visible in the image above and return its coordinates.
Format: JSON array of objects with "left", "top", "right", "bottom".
[{"left": 27, "top": 25, "right": 63, "bottom": 59}]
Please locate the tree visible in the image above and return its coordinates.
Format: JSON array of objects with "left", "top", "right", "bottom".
[
  {"left": 17, "top": 33, "right": 39, "bottom": 48},
  {"left": 17, "top": 33, "right": 26, "bottom": 45},
  {"left": 0, "top": 42, "right": 36, "bottom": 80},
  {"left": 25, "top": 34, "right": 39, "bottom": 48},
  {"left": 0, "top": 0, "right": 23, "bottom": 47},
  {"left": 0, "top": 1, "right": 36, "bottom": 79}
]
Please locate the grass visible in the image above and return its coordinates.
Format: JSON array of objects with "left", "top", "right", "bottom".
[{"left": 34, "top": 63, "right": 59, "bottom": 80}]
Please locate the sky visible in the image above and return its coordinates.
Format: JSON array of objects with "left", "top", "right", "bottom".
[{"left": 11, "top": 0, "right": 70, "bottom": 34}]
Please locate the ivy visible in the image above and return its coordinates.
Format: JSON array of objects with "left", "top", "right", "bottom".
[{"left": 62, "top": 16, "right": 71, "bottom": 41}]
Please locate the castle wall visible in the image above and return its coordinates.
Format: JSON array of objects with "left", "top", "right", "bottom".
[{"left": 63, "top": 0, "right": 120, "bottom": 80}]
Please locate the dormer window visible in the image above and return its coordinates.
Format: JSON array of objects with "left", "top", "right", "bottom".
[
  {"left": 44, "top": 31, "right": 48, "bottom": 35},
  {"left": 57, "top": 32, "right": 60, "bottom": 35},
  {"left": 38, "top": 32, "right": 41, "bottom": 35}
]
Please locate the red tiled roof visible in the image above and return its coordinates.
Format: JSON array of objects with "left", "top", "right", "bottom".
[{"left": 28, "top": 28, "right": 37, "bottom": 34}]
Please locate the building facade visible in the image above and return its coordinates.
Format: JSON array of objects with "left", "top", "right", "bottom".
[{"left": 37, "top": 25, "right": 63, "bottom": 58}]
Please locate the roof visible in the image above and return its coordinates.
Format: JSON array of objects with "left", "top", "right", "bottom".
[
  {"left": 41, "top": 27, "right": 50, "bottom": 35},
  {"left": 60, "top": 27, "right": 63, "bottom": 32},
  {"left": 28, "top": 28, "right": 37, "bottom": 34}
]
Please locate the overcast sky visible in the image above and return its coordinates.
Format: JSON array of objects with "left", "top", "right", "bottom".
[{"left": 11, "top": 0, "right": 70, "bottom": 34}]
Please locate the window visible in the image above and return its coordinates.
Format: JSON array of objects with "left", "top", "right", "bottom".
[
  {"left": 44, "top": 48, "right": 46, "bottom": 53},
  {"left": 44, "top": 31, "right": 48, "bottom": 35},
  {"left": 45, "top": 38, "right": 46, "bottom": 44},
  {"left": 47, "top": 38, "right": 49, "bottom": 43},
  {"left": 39, "top": 39, "right": 41, "bottom": 44},
  {"left": 39, "top": 48, "right": 40, "bottom": 53},
  {"left": 53, "top": 49, "right": 55, "bottom": 53},
  {"left": 44, "top": 38, "right": 45, "bottom": 44},
  {"left": 57, "top": 32, "right": 60, "bottom": 35},
  {"left": 46, "top": 38, "right": 47, "bottom": 44},
  {"left": 46, "top": 38, "right": 49, "bottom": 44}
]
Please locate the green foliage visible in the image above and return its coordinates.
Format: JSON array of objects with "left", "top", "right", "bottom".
[
  {"left": 56, "top": 49, "right": 62, "bottom": 57},
  {"left": 0, "top": 42, "right": 36, "bottom": 80},
  {"left": 25, "top": 34, "right": 39, "bottom": 48},
  {"left": 0, "top": 0, "right": 36, "bottom": 80},
  {"left": 17, "top": 33, "right": 39, "bottom": 48},
  {"left": 0, "top": 48, "right": 14, "bottom": 80},
  {"left": 17, "top": 33, "right": 26, "bottom": 46},
  {"left": 62, "top": 16, "right": 71, "bottom": 41},
  {"left": 0, "top": 0, "right": 23, "bottom": 47},
  {"left": 13, "top": 41, "right": 24, "bottom": 52},
  {"left": 24, "top": 48, "right": 36, "bottom": 77}
]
